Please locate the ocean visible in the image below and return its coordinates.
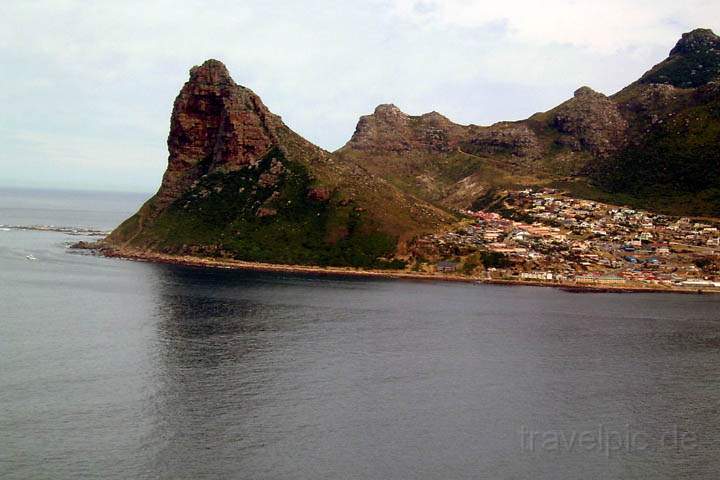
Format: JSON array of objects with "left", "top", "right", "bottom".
[{"left": 1, "top": 187, "right": 720, "bottom": 479}]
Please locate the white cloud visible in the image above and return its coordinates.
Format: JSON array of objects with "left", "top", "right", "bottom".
[{"left": 389, "top": 0, "right": 720, "bottom": 53}]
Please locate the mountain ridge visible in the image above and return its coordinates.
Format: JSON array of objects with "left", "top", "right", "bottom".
[
  {"left": 106, "top": 28, "right": 720, "bottom": 267},
  {"left": 337, "top": 28, "right": 720, "bottom": 216}
]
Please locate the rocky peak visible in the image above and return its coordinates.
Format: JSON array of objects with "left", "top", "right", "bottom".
[
  {"left": 344, "top": 104, "right": 412, "bottom": 153},
  {"left": 373, "top": 103, "right": 407, "bottom": 117},
  {"left": 419, "top": 111, "right": 456, "bottom": 128},
  {"left": 420, "top": 110, "right": 448, "bottom": 120},
  {"left": 670, "top": 28, "right": 720, "bottom": 56},
  {"left": 154, "top": 59, "right": 281, "bottom": 211},
  {"left": 188, "top": 59, "right": 235, "bottom": 86},
  {"left": 552, "top": 87, "right": 628, "bottom": 157},
  {"left": 639, "top": 28, "right": 720, "bottom": 88},
  {"left": 574, "top": 86, "right": 601, "bottom": 98},
  {"left": 345, "top": 104, "right": 466, "bottom": 153}
]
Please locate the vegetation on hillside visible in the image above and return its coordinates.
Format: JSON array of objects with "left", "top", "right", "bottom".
[
  {"left": 587, "top": 90, "right": 720, "bottom": 217},
  {"left": 113, "top": 148, "right": 403, "bottom": 268},
  {"left": 639, "top": 30, "right": 720, "bottom": 88}
]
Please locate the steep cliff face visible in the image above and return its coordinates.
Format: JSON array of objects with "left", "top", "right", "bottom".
[
  {"left": 107, "top": 60, "right": 456, "bottom": 266},
  {"left": 154, "top": 60, "right": 280, "bottom": 212}
]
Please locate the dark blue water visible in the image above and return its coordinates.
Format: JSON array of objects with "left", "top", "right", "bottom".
[{"left": 2, "top": 188, "right": 720, "bottom": 479}]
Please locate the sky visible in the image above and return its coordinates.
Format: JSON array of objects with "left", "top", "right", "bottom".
[{"left": 1, "top": 1, "right": 718, "bottom": 193}]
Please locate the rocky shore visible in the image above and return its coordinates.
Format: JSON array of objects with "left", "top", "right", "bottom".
[{"left": 79, "top": 243, "right": 719, "bottom": 295}]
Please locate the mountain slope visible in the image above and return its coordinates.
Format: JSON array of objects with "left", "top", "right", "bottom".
[
  {"left": 338, "top": 28, "right": 720, "bottom": 217},
  {"left": 107, "top": 60, "right": 456, "bottom": 267},
  {"left": 637, "top": 28, "right": 720, "bottom": 88},
  {"left": 336, "top": 105, "right": 541, "bottom": 207}
]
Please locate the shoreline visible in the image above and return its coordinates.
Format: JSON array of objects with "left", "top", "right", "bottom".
[{"left": 89, "top": 246, "right": 720, "bottom": 295}]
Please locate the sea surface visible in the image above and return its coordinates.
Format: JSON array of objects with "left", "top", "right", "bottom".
[{"left": 1, "top": 187, "right": 720, "bottom": 479}]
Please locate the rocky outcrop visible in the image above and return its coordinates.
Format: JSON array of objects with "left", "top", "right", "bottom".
[
  {"left": 615, "top": 83, "right": 687, "bottom": 129},
  {"left": 346, "top": 104, "right": 466, "bottom": 153},
  {"left": 155, "top": 59, "right": 281, "bottom": 212},
  {"left": 347, "top": 104, "right": 412, "bottom": 152},
  {"left": 463, "top": 122, "right": 540, "bottom": 158},
  {"left": 551, "top": 87, "right": 628, "bottom": 157},
  {"left": 307, "top": 186, "right": 332, "bottom": 202},
  {"left": 346, "top": 104, "right": 542, "bottom": 160}
]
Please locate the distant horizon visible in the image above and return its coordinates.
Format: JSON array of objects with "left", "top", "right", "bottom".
[{"left": 0, "top": 183, "right": 154, "bottom": 196}]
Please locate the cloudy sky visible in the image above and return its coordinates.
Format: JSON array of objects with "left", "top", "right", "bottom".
[{"left": 1, "top": 1, "right": 718, "bottom": 192}]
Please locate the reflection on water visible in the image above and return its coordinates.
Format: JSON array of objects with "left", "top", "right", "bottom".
[
  {"left": 129, "top": 264, "right": 720, "bottom": 479},
  {"left": 146, "top": 267, "right": 272, "bottom": 477},
  {"left": 3, "top": 231, "right": 720, "bottom": 479}
]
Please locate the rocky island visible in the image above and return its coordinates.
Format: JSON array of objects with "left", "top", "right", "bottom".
[{"left": 94, "top": 29, "right": 720, "bottom": 292}]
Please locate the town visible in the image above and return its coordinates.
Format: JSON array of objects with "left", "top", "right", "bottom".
[{"left": 410, "top": 189, "right": 720, "bottom": 291}]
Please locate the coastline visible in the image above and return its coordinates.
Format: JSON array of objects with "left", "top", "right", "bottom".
[{"left": 91, "top": 246, "right": 720, "bottom": 295}]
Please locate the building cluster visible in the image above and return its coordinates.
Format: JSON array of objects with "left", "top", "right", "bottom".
[{"left": 411, "top": 189, "right": 720, "bottom": 289}]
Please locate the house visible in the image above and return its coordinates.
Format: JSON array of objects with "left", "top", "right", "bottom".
[
  {"left": 512, "top": 231, "right": 530, "bottom": 241},
  {"left": 654, "top": 243, "right": 670, "bottom": 255},
  {"left": 437, "top": 260, "right": 459, "bottom": 273},
  {"left": 682, "top": 279, "right": 720, "bottom": 288},
  {"left": 596, "top": 276, "right": 626, "bottom": 285},
  {"left": 575, "top": 275, "right": 599, "bottom": 284},
  {"left": 520, "top": 272, "right": 554, "bottom": 281}
]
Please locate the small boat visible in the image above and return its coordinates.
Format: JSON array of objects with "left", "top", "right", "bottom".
[{"left": 26, "top": 255, "right": 37, "bottom": 261}]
